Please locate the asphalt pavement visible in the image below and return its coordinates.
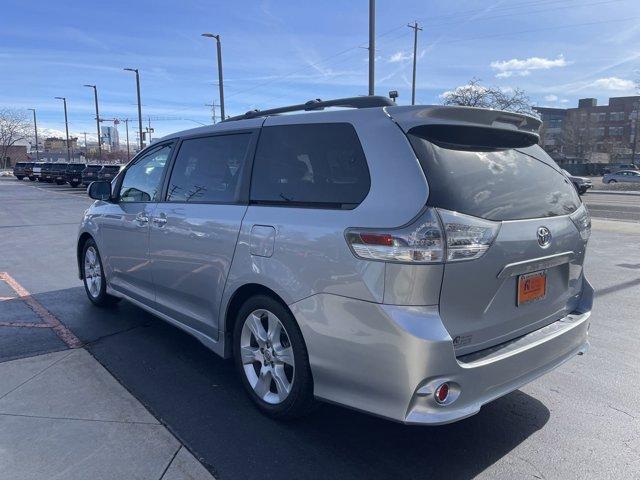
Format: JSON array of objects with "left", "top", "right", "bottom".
[{"left": 1, "top": 177, "right": 639, "bottom": 480}]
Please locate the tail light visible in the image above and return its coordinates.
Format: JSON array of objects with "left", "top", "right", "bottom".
[
  {"left": 570, "top": 204, "right": 591, "bottom": 241},
  {"left": 345, "top": 208, "right": 444, "bottom": 263},
  {"left": 346, "top": 208, "right": 499, "bottom": 264}
]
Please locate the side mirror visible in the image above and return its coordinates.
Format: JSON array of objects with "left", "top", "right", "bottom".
[{"left": 87, "top": 181, "right": 112, "bottom": 201}]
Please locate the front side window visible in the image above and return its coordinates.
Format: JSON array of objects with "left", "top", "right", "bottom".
[
  {"left": 250, "top": 123, "right": 370, "bottom": 208},
  {"left": 166, "top": 134, "right": 251, "bottom": 203},
  {"left": 119, "top": 144, "right": 172, "bottom": 202}
]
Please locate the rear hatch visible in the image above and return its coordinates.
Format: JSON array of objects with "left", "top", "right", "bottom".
[{"left": 389, "top": 106, "right": 588, "bottom": 355}]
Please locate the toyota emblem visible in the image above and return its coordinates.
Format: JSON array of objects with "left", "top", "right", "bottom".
[{"left": 537, "top": 226, "right": 551, "bottom": 248}]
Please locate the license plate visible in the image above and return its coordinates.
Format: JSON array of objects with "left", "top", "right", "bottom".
[
  {"left": 72, "top": 178, "right": 78, "bottom": 181},
  {"left": 517, "top": 270, "right": 547, "bottom": 305}
]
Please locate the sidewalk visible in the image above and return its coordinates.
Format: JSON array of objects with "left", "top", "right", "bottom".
[{"left": 0, "top": 348, "right": 215, "bottom": 480}]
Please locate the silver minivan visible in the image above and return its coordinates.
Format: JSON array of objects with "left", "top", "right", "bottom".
[{"left": 78, "top": 97, "right": 592, "bottom": 425}]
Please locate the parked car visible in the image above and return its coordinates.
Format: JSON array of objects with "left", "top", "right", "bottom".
[
  {"left": 39, "top": 163, "right": 55, "bottom": 182},
  {"left": 12, "top": 162, "right": 27, "bottom": 180},
  {"left": 65, "top": 163, "right": 86, "bottom": 187},
  {"left": 24, "top": 162, "right": 36, "bottom": 181},
  {"left": 78, "top": 97, "right": 592, "bottom": 425},
  {"left": 603, "top": 163, "right": 638, "bottom": 174},
  {"left": 81, "top": 164, "right": 103, "bottom": 186},
  {"left": 97, "top": 165, "right": 122, "bottom": 182},
  {"left": 562, "top": 169, "right": 592, "bottom": 195},
  {"left": 32, "top": 162, "right": 43, "bottom": 181},
  {"left": 52, "top": 163, "right": 69, "bottom": 185},
  {"left": 603, "top": 170, "right": 640, "bottom": 184}
]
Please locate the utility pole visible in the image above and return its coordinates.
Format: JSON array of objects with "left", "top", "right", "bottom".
[
  {"left": 205, "top": 101, "right": 217, "bottom": 123},
  {"left": 631, "top": 102, "right": 640, "bottom": 166},
  {"left": 146, "top": 117, "right": 154, "bottom": 144},
  {"left": 54, "top": 97, "right": 71, "bottom": 162},
  {"left": 201, "top": 33, "right": 226, "bottom": 120},
  {"left": 124, "top": 68, "right": 143, "bottom": 149},
  {"left": 368, "top": 0, "right": 375, "bottom": 96},
  {"left": 83, "top": 85, "right": 102, "bottom": 160},
  {"left": 407, "top": 21, "right": 423, "bottom": 105},
  {"left": 27, "top": 108, "right": 39, "bottom": 162},
  {"left": 124, "top": 119, "right": 131, "bottom": 161}
]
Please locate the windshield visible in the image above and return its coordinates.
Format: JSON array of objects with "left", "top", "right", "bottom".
[{"left": 408, "top": 134, "right": 581, "bottom": 221}]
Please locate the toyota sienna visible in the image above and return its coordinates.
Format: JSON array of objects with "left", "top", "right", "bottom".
[{"left": 78, "top": 97, "right": 592, "bottom": 424}]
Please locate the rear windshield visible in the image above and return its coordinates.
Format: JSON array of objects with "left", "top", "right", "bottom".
[
  {"left": 85, "top": 165, "right": 102, "bottom": 172},
  {"left": 408, "top": 134, "right": 581, "bottom": 221},
  {"left": 53, "top": 164, "right": 67, "bottom": 170},
  {"left": 103, "top": 166, "right": 120, "bottom": 172}
]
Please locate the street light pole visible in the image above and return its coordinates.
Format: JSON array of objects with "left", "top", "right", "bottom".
[
  {"left": 407, "top": 21, "right": 423, "bottom": 105},
  {"left": 201, "top": 33, "right": 226, "bottom": 120},
  {"left": 124, "top": 118, "right": 130, "bottom": 161},
  {"left": 124, "top": 68, "right": 143, "bottom": 150},
  {"left": 54, "top": 97, "right": 71, "bottom": 162},
  {"left": 368, "top": 0, "right": 375, "bottom": 96},
  {"left": 27, "top": 108, "right": 39, "bottom": 162},
  {"left": 84, "top": 85, "right": 102, "bottom": 160}
]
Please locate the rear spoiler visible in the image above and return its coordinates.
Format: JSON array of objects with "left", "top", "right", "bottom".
[{"left": 386, "top": 105, "right": 541, "bottom": 149}]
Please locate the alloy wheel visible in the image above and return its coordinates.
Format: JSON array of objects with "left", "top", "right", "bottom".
[
  {"left": 84, "top": 246, "right": 102, "bottom": 298},
  {"left": 240, "top": 309, "right": 295, "bottom": 404}
]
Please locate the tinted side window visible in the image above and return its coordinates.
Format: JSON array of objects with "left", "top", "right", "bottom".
[
  {"left": 119, "top": 144, "right": 172, "bottom": 203},
  {"left": 166, "top": 134, "right": 251, "bottom": 203},
  {"left": 250, "top": 123, "right": 370, "bottom": 208}
]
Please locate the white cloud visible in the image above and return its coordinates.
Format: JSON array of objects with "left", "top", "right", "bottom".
[
  {"left": 560, "top": 99, "right": 569, "bottom": 104},
  {"left": 491, "top": 55, "right": 569, "bottom": 78},
  {"left": 544, "top": 94, "right": 558, "bottom": 102},
  {"left": 589, "top": 77, "right": 635, "bottom": 91},
  {"left": 389, "top": 51, "right": 412, "bottom": 63}
]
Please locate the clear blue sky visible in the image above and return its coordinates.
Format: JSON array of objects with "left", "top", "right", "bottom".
[{"left": 1, "top": 0, "right": 639, "bottom": 140}]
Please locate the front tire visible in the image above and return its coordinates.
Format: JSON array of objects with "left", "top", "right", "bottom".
[
  {"left": 28, "top": 176, "right": 36, "bottom": 181},
  {"left": 608, "top": 179, "right": 617, "bottom": 184},
  {"left": 82, "top": 239, "right": 120, "bottom": 307},
  {"left": 233, "top": 295, "right": 315, "bottom": 420},
  {"left": 16, "top": 176, "right": 24, "bottom": 180}
]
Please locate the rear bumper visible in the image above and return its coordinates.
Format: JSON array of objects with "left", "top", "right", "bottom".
[{"left": 290, "top": 277, "right": 592, "bottom": 425}]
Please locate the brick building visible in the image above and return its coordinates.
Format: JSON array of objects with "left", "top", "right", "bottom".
[
  {"left": 534, "top": 96, "right": 640, "bottom": 166},
  {"left": 1, "top": 145, "right": 29, "bottom": 168}
]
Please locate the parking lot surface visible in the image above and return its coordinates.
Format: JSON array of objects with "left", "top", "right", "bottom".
[{"left": 1, "top": 178, "right": 639, "bottom": 479}]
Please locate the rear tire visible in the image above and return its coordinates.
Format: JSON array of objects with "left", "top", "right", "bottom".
[
  {"left": 16, "top": 176, "right": 24, "bottom": 180},
  {"left": 55, "top": 180, "right": 64, "bottom": 185},
  {"left": 608, "top": 179, "right": 617, "bottom": 184},
  {"left": 28, "top": 176, "right": 36, "bottom": 181},
  {"left": 81, "top": 239, "right": 121, "bottom": 308},
  {"left": 233, "top": 294, "right": 316, "bottom": 420},
  {"left": 69, "top": 182, "right": 79, "bottom": 188}
]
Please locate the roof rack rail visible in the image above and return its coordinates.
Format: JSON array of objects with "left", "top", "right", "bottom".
[{"left": 223, "top": 95, "right": 395, "bottom": 122}]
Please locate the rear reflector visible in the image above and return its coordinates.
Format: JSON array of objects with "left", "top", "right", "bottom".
[{"left": 434, "top": 383, "right": 450, "bottom": 404}]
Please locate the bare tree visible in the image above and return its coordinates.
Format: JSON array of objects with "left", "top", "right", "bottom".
[
  {"left": 0, "top": 108, "right": 31, "bottom": 169},
  {"left": 441, "top": 78, "right": 534, "bottom": 115}
]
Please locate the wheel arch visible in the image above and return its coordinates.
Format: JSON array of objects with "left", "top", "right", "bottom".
[
  {"left": 77, "top": 232, "right": 94, "bottom": 279},
  {"left": 222, "top": 283, "right": 294, "bottom": 357}
]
